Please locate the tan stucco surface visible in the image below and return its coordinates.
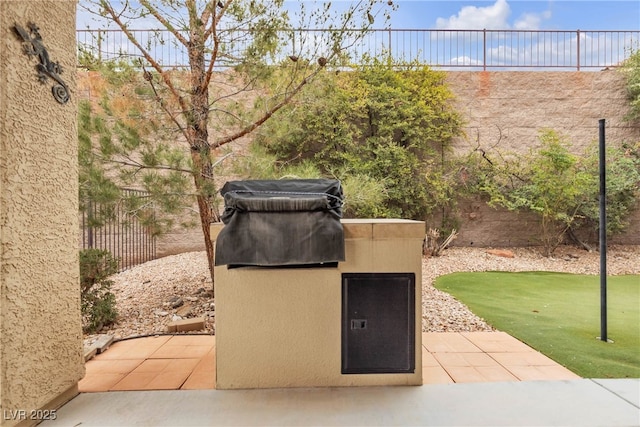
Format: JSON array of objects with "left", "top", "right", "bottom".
[
  {"left": 214, "top": 219, "right": 424, "bottom": 389},
  {"left": 1, "top": 1, "right": 83, "bottom": 425}
]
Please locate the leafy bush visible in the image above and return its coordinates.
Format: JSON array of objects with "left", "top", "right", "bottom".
[
  {"left": 80, "top": 249, "right": 119, "bottom": 333},
  {"left": 621, "top": 48, "right": 640, "bottom": 122},
  {"left": 476, "top": 130, "right": 640, "bottom": 255},
  {"left": 249, "top": 56, "right": 464, "bottom": 220},
  {"left": 576, "top": 141, "right": 640, "bottom": 240}
]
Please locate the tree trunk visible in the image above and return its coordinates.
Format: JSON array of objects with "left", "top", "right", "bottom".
[
  {"left": 190, "top": 143, "right": 219, "bottom": 295},
  {"left": 186, "top": 13, "right": 218, "bottom": 294},
  {"left": 196, "top": 192, "right": 216, "bottom": 296}
]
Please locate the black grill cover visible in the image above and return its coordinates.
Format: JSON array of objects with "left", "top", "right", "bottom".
[{"left": 214, "top": 179, "right": 345, "bottom": 267}]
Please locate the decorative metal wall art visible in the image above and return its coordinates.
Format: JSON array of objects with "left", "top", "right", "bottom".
[{"left": 13, "top": 22, "right": 70, "bottom": 104}]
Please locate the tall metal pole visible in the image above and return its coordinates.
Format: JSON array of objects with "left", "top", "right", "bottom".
[{"left": 598, "top": 119, "right": 608, "bottom": 342}]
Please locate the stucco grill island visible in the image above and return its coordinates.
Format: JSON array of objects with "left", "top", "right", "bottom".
[{"left": 213, "top": 179, "right": 424, "bottom": 389}]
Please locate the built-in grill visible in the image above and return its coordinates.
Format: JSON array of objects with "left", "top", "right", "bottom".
[
  {"left": 214, "top": 179, "right": 345, "bottom": 267},
  {"left": 212, "top": 196, "right": 425, "bottom": 389}
]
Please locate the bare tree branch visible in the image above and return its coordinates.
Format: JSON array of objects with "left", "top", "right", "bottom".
[
  {"left": 213, "top": 67, "right": 322, "bottom": 147},
  {"left": 142, "top": 64, "right": 189, "bottom": 143},
  {"left": 99, "top": 155, "right": 194, "bottom": 175},
  {"left": 139, "top": 0, "right": 190, "bottom": 47}
]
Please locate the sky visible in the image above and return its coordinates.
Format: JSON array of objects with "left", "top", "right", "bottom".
[
  {"left": 387, "top": 0, "right": 640, "bottom": 30},
  {"left": 77, "top": 0, "right": 640, "bottom": 30},
  {"left": 76, "top": 0, "right": 639, "bottom": 69}
]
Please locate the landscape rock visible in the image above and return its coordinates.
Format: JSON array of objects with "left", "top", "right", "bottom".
[
  {"left": 86, "top": 247, "right": 639, "bottom": 339},
  {"left": 168, "top": 297, "right": 184, "bottom": 308},
  {"left": 175, "top": 303, "right": 192, "bottom": 318},
  {"left": 486, "top": 249, "right": 515, "bottom": 258}
]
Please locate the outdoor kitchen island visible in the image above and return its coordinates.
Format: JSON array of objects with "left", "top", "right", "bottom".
[{"left": 212, "top": 218, "right": 424, "bottom": 390}]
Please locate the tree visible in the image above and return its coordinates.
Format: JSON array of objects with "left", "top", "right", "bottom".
[
  {"left": 247, "top": 55, "right": 463, "bottom": 220},
  {"left": 78, "top": 0, "right": 395, "bottom": 290}
]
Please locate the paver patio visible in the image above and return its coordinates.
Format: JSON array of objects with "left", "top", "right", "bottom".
[{"left": 79, "top": 332, "right": 579, "bottom": 392}]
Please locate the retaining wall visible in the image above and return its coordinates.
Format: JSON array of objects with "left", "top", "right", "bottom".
[
  {"left": 443, "top": 71, "right": 639, "bottom": 247},
  {"left": 88, "top": 70, "right": 640, "bottom": 255}
]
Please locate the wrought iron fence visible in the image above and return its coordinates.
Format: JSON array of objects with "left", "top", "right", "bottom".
[
  {"left": 80, "top": 189, "right": 157, "bottom": 271},
  {"left": 77, "top": 28, "right": 639, "bottom": 70}
]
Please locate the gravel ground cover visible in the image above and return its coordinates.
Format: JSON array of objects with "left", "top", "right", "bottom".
[{"left": 90, "top": 245, "right": 639, "bottom": 341}]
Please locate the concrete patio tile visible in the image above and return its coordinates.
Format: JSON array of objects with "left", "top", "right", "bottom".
[
  {"left": 421, "top": 351, "right": 440, "bottom": 368},
  {"left": 130, "top": 359, "right": 173, "bottom": 373},
  {"left": 445, "top": 366, "right": 519, "bottom": 383},
  {"left": 110, "top": 358, "right": 202, "bottom": 391},
  {"left": 181, "top": 352, "right": 216, "bottom": 390},
  {"left": 165, "top": 335, "right": 215, "bottom": 347},
  {"left": 165, "top": 358, "right": 202, "bottom": 372},
  {"left": 422, "top": 332, "right": 482, "bottom": 353},
  {"left": 422, "top": 366, "right": 454, "bottom": 384},
  {"left": 433, "top": 352, "right": 500, "bottom": 368},
  {"left": 93, "top": 336, "right": 172, "bottom": 360},
  {"left": 134, "top": 358, "right": 201, "bottom": 374},
  {"left": 80, "top": 332, "right": 585, "bottom": 392},
  {"left": 145, "top": 371, "right": 194, "bottom": 390},
  {"left": 507, "top": 365, "right": 580, "bottom": 381},
  {"left": 489, "top": 351, "right": 560, "bottom": 367},
  {"left": 461, "top": 331, "right": 534, "bottom": 353},
  {"left": 84, "top": 359, "right": 144, "bottom": 375},
  {"left": 474, "top": 366, "right": 521, "bottom": 382},
  {"left": 110, "top": 372, "right": 158, "bottom": 391},
  {"left": 78, "top": 373, "right": 127, "bottom": 393},
  {"left": 150, "top": 344, "right": 213, "bottom": 359}
]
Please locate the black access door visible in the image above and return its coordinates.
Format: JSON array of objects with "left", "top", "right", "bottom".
[{"left": 341, "top": 273, "right": 415, "bottom": 374}]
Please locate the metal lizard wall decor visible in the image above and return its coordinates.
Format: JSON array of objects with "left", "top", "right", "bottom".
[{"left": 13, "top": 22, "right": 70, "bottom": 104}]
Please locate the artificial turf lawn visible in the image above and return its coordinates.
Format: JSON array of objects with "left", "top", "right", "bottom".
[{"left": 434, "top": 272, "right": 640, "bottom": 378}]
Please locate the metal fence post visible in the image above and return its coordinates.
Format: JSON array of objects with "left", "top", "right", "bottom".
[
  {"left": 97, "top": 29, "right": 102, "bottom": 64},
  {"left": 483, "top": 29, "right": 487, "bottom": 71},
  {"left": 576, "top": 29, "right": 581, "bottom": 71}
]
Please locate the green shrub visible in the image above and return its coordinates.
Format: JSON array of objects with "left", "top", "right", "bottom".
[
  {"left": 250, "top": 56, "right": 464, "bottom": 220},
  {"left": 621, "top": 48, "right": 640, "bottom": 122},
  {"left": 80, "top": 249, "right": 119, "bottom": 333},
  {"left": 575, "top": 141, "right": 640, "bottom": 240},
  {"left": 476, "top": 130, "right": 640, "bottom": 255}
]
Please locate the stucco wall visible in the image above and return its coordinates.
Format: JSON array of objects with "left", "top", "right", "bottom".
[
  {"left": 1, "top": 1, "right": 83, "bottom": 425},
  {"left": 444, "top": 71, "right": 640, "bottom": 247}
]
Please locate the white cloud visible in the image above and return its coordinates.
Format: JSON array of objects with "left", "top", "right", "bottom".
[
  {"left": 435, "top": 0, "right": 551, "bottom": 30},
  {"left": 514, "top": 10, "right": 552, "bottom": 30},
  {"left": 435, "top": 0, "right": 511, "bottom": 30}
]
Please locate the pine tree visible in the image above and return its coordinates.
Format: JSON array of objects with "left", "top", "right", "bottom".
[{"left": 78, "top": 0, "right": 395, "bottom": 292}]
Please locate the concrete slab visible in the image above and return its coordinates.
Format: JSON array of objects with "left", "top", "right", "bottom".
[
  {"left": 42, "top": 379, "right": 640, "bottom": 427},
  {"left": 592, "top": 378, "right": 640, "bottom": 408}
]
